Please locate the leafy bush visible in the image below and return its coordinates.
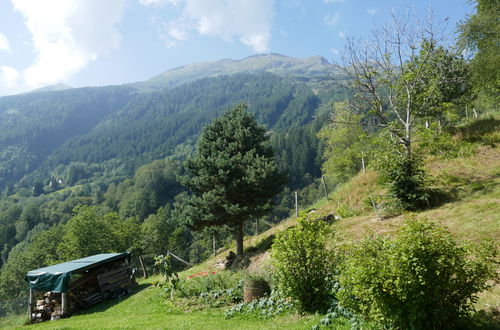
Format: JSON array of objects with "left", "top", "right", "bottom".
[
  {"left": 376, "top": 153, "right": 430, "bottom": 211},
  {"left": 225, "top": 291, "right": 296, "bottom": 319},
  {"left": 159, "top": 271, "right": 244, "bottom": 307},
  {"left": 337, "top": 215, "right": 497, "bottom": 329},
  {"left": 179, "top": 271, "right": 243, "bottom": 298},
  {"left": 271, "top": 214, "right": 336, "bottom": 312}
]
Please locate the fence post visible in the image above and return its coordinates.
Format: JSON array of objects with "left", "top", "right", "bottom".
[
  {"left": 295, "top": 191, "right": 298, "bottom": 217},
  {"left": 61, "top": 292, "right": 67, "bottom": 316},
  {"left": 139, "top": 256, "right": 148, "bottom": 279},
  {"left": 28, "top": 289, "right": 33, "bottom": 322},
  {"left": 321, "top": 176, "right": 329, "bottom": 200}
]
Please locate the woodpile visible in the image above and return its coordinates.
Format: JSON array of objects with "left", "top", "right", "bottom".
[
  {"left": 214, "top": 251, "right": 236, "bottom": 270},
  {"left": 30, "top": 259, "right": 136, "bottom": 323},
  {"left": 32, "top": 292, "right": 62, "bottom": 322}
]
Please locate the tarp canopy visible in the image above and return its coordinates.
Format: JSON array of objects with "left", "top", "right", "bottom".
[{"left": 26, "top": 252, "right": 130, "bottom": 293}]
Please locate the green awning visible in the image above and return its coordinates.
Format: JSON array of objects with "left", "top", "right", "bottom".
[{"left": 26, "top": 252, "right": 130, "bottom": 293}]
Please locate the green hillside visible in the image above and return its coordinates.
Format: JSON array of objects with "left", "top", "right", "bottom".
[{"left": 2, "top": 137, "right": 496, "bottom": 330}]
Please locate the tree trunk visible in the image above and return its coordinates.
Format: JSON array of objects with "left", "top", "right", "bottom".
[{"left": 235, "top": 222, "right": 244, "bottom": 256}]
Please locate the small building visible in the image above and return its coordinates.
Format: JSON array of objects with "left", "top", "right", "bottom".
[{"left": 26, "top": 252, "right": 136, "bottom": 323}]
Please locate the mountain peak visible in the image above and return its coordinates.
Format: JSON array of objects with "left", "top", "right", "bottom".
[{"left": 141, "top": 54, "right": 336, "bottom": 91}]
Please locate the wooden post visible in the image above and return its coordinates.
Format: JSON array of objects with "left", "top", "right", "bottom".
[
  {"left": 139, "top": 256, "right": 148, "bottom": 279},
  {"left": 321, "top": 176, "right": 329, "bottom": 200},
  {"left": 361, "top": 151, "right": 366, "bottom": 173},
  {"left": 212, "top": 233, "right": 216, "bottom": 256},
  {"left": 28, "top": 289, "right": 33, "bottom": 322},
  {"left": 61, "top": 292, "right": 67, "bottom": 317},
  {"left": 295, "top": 191, "right": 298, "bottom": 217},
  {"left": 255, "top": 219, "right": 259, "bottom": 235}
]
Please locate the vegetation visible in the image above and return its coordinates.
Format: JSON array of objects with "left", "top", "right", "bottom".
[
  {"left": 179, "top": 104, "right": 286, "bottom": 256},
  {"left": 338, "top": 215, "right": 497, "bottom": 329},
  {"left": 271, "top": 214, "right": 336, "bottom": 312}
]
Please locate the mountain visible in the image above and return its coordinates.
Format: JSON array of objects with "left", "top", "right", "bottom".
[
  {"left": 30, "top": 83, "right": 72, "bottom": 93},
  {"left": 0, "top": 54, "right": 348, "bottom": 191},
  {"left": 137, "top": 53, "right": 340, "bottom": 91}
]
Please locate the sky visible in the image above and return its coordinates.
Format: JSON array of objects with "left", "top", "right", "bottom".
[{"left": 0, "top": 0, "right": 474, "bottom": 96}]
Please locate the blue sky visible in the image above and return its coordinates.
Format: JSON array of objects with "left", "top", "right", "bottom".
[{"left": 0, "top": 0, "right": 474, "bottom": 96}]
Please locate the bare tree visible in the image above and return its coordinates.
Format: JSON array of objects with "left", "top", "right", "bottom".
[{"left": 341, "top": 11, "right": 447, "bottom": 157}]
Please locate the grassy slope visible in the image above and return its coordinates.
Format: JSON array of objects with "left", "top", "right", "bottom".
[
  {"left": 5, "top": 141, "right": 498, "bottom": 329},
  {"left": 13, "top": 278, "right": 321, "bottom": 330}
]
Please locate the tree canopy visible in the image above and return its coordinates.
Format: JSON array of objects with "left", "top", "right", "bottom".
[{"left": 179, "top": 104, "right": 286, "bottom": 255}]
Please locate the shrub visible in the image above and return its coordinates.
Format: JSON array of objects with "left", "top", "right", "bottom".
[
  {"left": 179, "top": 271, "right": 243, "bottom": 298},
  {"left": 271, "top": 214, "right": 336, "bottom": 312},
  {"left": 376, "top": 153, "right": 430, "bottom": 211},
  {"left": 337, "top": 215, "right": 497, "bottom": 329}
]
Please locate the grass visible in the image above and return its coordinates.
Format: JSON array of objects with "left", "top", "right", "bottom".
[{"left": 10, "top": 277, "right": 321, "bottom": 330}]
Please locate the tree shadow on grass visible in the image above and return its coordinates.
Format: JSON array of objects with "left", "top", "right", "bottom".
[
  {"left": 70, "top": 282, "right": 151, "bottom": 316},
  {"left": 458, "top": 308, "right": 500, "bottom": 330}
]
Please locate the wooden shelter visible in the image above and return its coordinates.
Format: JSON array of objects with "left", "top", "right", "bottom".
[{"left": 26, "top": 252, "right": 136, "bottom": 323}]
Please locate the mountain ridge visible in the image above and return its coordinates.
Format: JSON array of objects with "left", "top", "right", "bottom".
[{"left": 137, "top": 53, "right": 338, "bottom": 91}]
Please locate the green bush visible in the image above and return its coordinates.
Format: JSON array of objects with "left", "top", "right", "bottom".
[
  {"left": 271, "top": 214, "right": 336, "bottom": 312},
  {"left": 337, "top": 215, "right": 497, "bottom": 329},
  {"left": 376, "top": 153, "right": 430, "bottom": 211}
]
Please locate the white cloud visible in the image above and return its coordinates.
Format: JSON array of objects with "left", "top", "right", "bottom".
[
  {"left": 159, "top": 0, "right": 275, "bottom": 53},
  {"left": 9, "top": 0, "right": 125, "bottom": 89},
  {"left": 366, "top": 8, "right": 377, "bottom": 15},
  {"left": 139, "top": 0, "right": 179, "bottom": 6},
  {"left": 0, "top": 33, "right": 11, "bottom": 52},
  {"left": 0, "top": 66, "right": 20, "bottom": 87},
  {"left": 338, "top": 31, "right": 346, "bottom": 39},
  {"left": 324, "top": 13, "right": 340, "bottom": 26},
  {"left": 330, "top": 48, "right": 339, "bottom": 55},
  {"left": 324, "top": 0, "right": 347, "bottom": 3}
]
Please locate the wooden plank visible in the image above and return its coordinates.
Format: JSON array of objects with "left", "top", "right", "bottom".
[
  {"left": 96, "top": 266, "right": 128, "bottom": 280},
  {"left": 100, "top": 278, "right": 132, "bottom": 293},
  {"left": 97, "top": 269, "right": 129, "bottom": 285},
  {"left": 68, "top": 289, "right": 87, "bottom": 309}
]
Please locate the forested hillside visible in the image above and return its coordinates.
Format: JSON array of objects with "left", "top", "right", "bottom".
[{"left": 0, "top": 58, "right": 348, "bottom": 303}]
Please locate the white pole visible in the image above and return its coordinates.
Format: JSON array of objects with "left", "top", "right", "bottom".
[
  {"left": 295, "top": 191, "right": 298, "bottom": 217},
  {"left": 361, "top": 151, "right": 366, "bottom": 173}
]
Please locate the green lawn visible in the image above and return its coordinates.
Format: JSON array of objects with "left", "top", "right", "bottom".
[{"left": 6, "top": 277, "right": 323, "bottom": 330}]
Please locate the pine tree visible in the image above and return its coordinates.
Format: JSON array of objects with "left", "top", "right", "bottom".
[{"left": 179, "top": 104, "right": 286, "bottom": 256}]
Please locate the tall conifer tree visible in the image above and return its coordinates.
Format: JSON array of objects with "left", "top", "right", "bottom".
[{"left": 179, "top": 104, "right": 285, "bottom": 256}]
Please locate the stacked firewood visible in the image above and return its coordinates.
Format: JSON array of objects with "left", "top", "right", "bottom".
[
  {"left": 32, "top": 292, "right": 62, "bottom": 322},
  {"left": 31, "top": 259, "right": 137, "bottom": 323},
  {"left": 97, "top": 264, "right": 136, "bottom": 299}
]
